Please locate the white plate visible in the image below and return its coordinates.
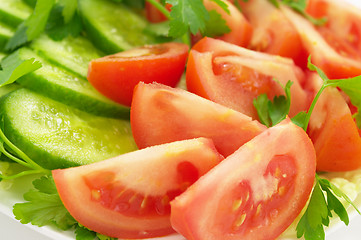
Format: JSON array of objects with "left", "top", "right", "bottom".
[{"left": 1, "top": 0, "right": 361, "bottom": 239}]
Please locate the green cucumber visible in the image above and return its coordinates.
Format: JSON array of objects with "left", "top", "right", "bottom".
[
  {"left": 0, "top": 22, "right": 14, "bottom": 51},
  {"left": 0, "top": 88, "right": 137, "bottom": 169},
  {"left": 30, "top": 34, "right": 104, "bottom": 78},
  {"left": 78, "top": 0, "right": 157, "bottom": 54},
  {"left": 0, "top": 0, "right": 32, "bottom": 28},
  {"left": 0, "top": 52, "right": 7, "bottom": 60},
  {"left": 0, "top": 83, "right": 21, "bottom": 97},
  {"left": 13, "top": 47, "right": 130, "bottom": 119}
]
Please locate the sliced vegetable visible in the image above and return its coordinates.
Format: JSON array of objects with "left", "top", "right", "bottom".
[
  {"left": 170, "top": 119, "right": 316, "bottom": 240},
  {"left": 78, "top": 0, "right": 158, "bottom": 54},
  {"left": 238, "top": 0, "right": 307, "bottom": 66},
  {"left": 187, "top": 37, "right": 309, "bottom": 120},
  {"left": 202, "top": 0, "right": 252, "bottom": 47},
  {"left": 0, "top": 0, "right": 32, "bottom": 28},
  {"left": 30, "top": 34, "right": 103, "bottom": 79},
  {"left": 0, "top": 88, "right": 137, "bottom": 169},
  {"left": 12, "top": 47, "right": 129, "bottom": 119},
  {"left": 88, "top": 42, "right": 188, "bottom": 106},
  {"left": 282, "top": 4, "right": 361, "bottom": 78},
  {"left": 131, "top": 82, "right": 266, "bottom": 157},
  {"left": 306, "top": 73, "right": 361, "bottom": 171},
  {"left": 53, "top": 137, "right": 223, "bottom": 239}
]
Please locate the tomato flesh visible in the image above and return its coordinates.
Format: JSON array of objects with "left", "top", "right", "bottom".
[
  {"left": 87, "top": 42, "right": 188, "bottom": 106},
  {"left": 170, "top": 119, "right": 316, "bottom": 240},
  {"left": 187, "top": 37, "right": 309, "bottom": 120},
  {"left": 53, "top": 138, "right": 223, "bottom": 239},
  {"left": 238, "top": 0, "right": 305, "bottom": 64},
  {"left": 131, "top": 82, "right": 266, "bottom": 157},
  {"left": 307, "top": 74, "right": 361, "bottom": 171}
]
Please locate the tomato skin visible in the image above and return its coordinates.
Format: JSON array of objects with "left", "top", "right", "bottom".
[
  {"left": 187, "top": 37, "right": 309, "bottom": 120},
  {"left": 131, "top": 82, "right": 266, "bottom": 157},
  {"left": 307, "top": 74, "right": 361, "bottom": 171},
  {"left": 87, "top": 42, "right": 188, "bottom": 106},
  {"left": 237, "top": 0, "right": 305, "bottom": 63},
  {"left": 145, "top": 1, "right": 171, "bottom": 23},
  {"left": 52, "top": 138, "right": 222, "bottom": 239},
  {"left": 170, "top": 119, "right": 316, "bottom": 240},
  {"left": 202, "top": 0, "right": 253, "bottom": 47}
]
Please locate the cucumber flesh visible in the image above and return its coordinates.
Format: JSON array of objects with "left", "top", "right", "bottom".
[
  {"left": 0, "top": 0, "right": 32, "bottom": 28},
  {"left": 0, "top": 22, "right": 14, "bottom": 51},
  {"left": 0, "top": 88, "right": 137, "bottom": 169},
  {"left": 30, "top": 34, "right": 104, "bottom": 78},
  {"left": 14, "top": 48, "right": 130, "bottom": 119},
  {"left": 78, "top": 0, "right": 157, "bottom": 54}
]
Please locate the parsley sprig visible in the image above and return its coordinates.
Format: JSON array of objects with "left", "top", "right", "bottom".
[{"left": 297, "top": 174, "right": 361, "bottom": 240}]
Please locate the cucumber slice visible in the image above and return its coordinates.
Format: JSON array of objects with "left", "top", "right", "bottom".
[
  {"left": 0, "top": 22, "right": 14, "bottom": 51},
  {"left": 0, "top": 0, "right": 32, "bottom": 28},
  {"left": 0, "top": 83, "right": 21, "bottom": 97},
  {"left": 0, "top": 52, "right": 6, "bottom": 60},
  {"left": 14, "top": 47, "right": 130, "bottom": 119},
  {"left": 0, "top": 88, "right": 137, "bottom": 169},
  {"left": 30, "top": 34, "right": 104, "bottom": 78},
  {"left": 78, "top": 0, "right": 157, "bottom": 54}
]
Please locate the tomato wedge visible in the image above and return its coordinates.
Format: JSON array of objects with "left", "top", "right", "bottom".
[
  {"left": 131, "top": 82, "right": 266, "bottom": 157},
  {"left": 237, "top": 0, "right": 306, "bottom": 64},
  {"left": 281, "top": 5, "right": 361, "bottom": 79},
  {"left": 202, "top": 0, "right": 253, "bottom": 47},
  {"left": 170, "top": 119, "right": 316, "bottom": 240},
  {"left": 306, "top": 0, "right": 361, "bottom": 56},
  {"left": 307, "top": 73, "right": 361, "bottom": 171},
  {"left": 187, "top": 37, "right": 309, "bottom": 120},
  {"left": 52, "top": 138, "right": 223, "bottom": 239},
  {"left": 87, "top": 42, "right": 189, "bottom": 106}
]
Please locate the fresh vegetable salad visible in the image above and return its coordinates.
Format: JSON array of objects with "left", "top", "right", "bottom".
[{"left": 0, "top": 0, "right": 361, "bottom": 240}]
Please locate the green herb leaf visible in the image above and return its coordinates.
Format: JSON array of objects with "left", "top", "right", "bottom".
[
  {"left": 167, "top": 0, "right": 210, "bottom": 37},
  {"left": 210, "top": 0, "right": 230, "bottom": 14},
  {"left": 75, "top": 225, "right": 97, "bottom": 240},
  {"left": 253, "top": 80, "right": 292, "bottom": 127},
  {"left": 5, "top": 0, "right": 56, "bottom": 51},
  {"left": 203, "top": 10, "right": 230, "bottom": 37},
  {"left": 13, "top": 175, "right": 76, "bottom": 230},
  {"left": 0, "top": 50, "right": 42, "bottom": 87},
  {"left": 45, "top": 4, "right": 83, "bottom": 41},
  {"left": 297, "top": 175, "right": 361, "bottom": 240},
  {"left": 58, "top": 0, "right": 78, "bottom": 23}
]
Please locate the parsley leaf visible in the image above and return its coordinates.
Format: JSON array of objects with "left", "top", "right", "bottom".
[
  {"left": 297, "top": 175, "right": 360, "bottom": 240},
  {"left": 75, "top": 225, "right": 97, "bottom": 240},
  {"left": 253, "top": 80, "right": 292, "bottom": 127},
  {"left": 167, "top": 0, "right": 210, "bottom": 38},
  {"left": 203, "top": 10, "right": 230, "bottom": 37},
  {"left": 13, "top": 175, "right": 77, "bottom": 230},
  {"left": 5, "top": 0, "right": 56, "bottom": 51},
  {"left": 58, "top": 0, "right": 78, "bottom": 23},
  {"left": 0, "top": 50, "right": 42, "bottom": 87}
]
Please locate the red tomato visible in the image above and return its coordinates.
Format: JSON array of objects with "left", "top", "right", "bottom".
[
  {"left": 202, "top": 0, "right": 253, "bottom": 47},
  {"left": 145, "top": 1, "right": 171, "bottom": 23},
  {"left": 307, "top": 73, "right": 361, "bottom": 171},
  {"left": 170, "top": 119, "right": 316, "bottom": 240},
  {"left": 237, "top": 0, "right": 306, "bottom": 64},
  {"left": 306, "top": 0, "right": 361, "bottom": 55},
  {"left": 87, "top": 42, "right": 188, "bottom": 106},
  {"left": 187, "top": 37, "right": 309, "bottom": 120},
  {"left": 281, "top": 5, "right": 361, "bottom": 79},
  {"left": 52, "top": 138, "right": 223, "bottom": 239},
  {"left": 130, "top": 82, "right": 266, "bottom": 157}
]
